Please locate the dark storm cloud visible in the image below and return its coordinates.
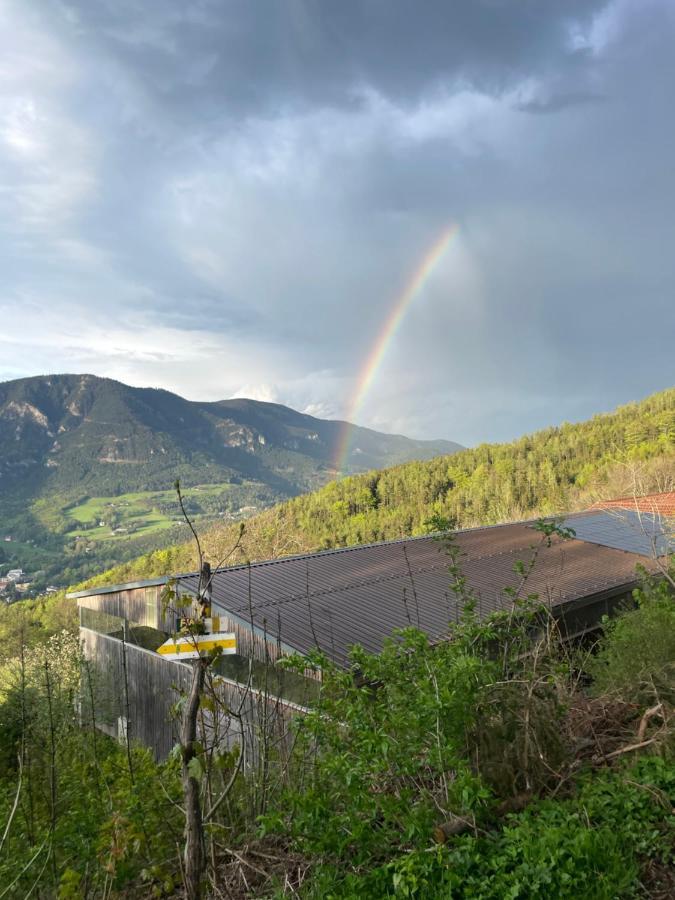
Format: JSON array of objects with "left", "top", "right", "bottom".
[
  {"left": 516, "top": 90, "right": 604, "bottom": 114},
  {"left": 1, "top": 0, "right": 673, "bottom": 444},
  {"left": 45, "top": 0, "right": 607, "bottom": 114}
]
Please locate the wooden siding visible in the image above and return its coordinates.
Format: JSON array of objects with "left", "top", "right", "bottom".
[
  {"left": 81, "top": 628, "right": 306, "bottom": 762},
  {"left": 211, "top": 608, "right": 321, "bottom": 682},
  {"left": 81, "top": 627, "right": 189, "bottom": 758},
  {"left": 213, "top": 610, "right": 284, "bottom": 665},
  {"left": 78, "top": 585, "right": 200, "bottom": 633}
]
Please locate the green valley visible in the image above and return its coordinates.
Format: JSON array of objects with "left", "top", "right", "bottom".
[
  {"left": 0, "top": 374, "right": 461, "bottom": 592},
  {"left": 33, "top": 482, "right": 270, "bottom": 543}
]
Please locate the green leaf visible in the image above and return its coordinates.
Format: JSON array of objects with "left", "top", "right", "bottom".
[{"left": 187, "top": 755, "right": 203, "bottom": 781}]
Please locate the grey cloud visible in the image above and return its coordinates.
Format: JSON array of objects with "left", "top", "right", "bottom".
[
  {"left": 47, "top": 0, "right": 608, "bottom": 115},
  {"left": 516, "top": 90, "right": 604, "bottom": 114},
  {"left": 1, "top": 0, "right": 674, "bottom": 445}
]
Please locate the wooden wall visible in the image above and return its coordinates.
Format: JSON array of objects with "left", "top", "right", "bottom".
[
  {"left": 80, "top": 627, "right": 306, "bottom": 762},
  {"left": 78, "top": 585, "right": 200, "bottom": 633},
  {"left": 81, "top": 627, "right": 189, "bottom": 758}
]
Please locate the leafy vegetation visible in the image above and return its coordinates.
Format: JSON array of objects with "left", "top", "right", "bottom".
[
  {"left": 588, "top": 568, "right": 675, "bottom": 705},
  {"left": 0, "top": 546, "right": 672, "bottom": 898},
  {"left": 77, "top": 386, "right": 674, "bottom": 591},
  {"left": 295, "top": 757, "right": 674, "bottom": 899},
  {"left": 0, "top": 590, "right": 76, "bottom": 667}
]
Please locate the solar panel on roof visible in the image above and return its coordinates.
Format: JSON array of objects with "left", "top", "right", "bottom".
[{"left": 560, "top": 510, "right": 673, "bottom": 558}]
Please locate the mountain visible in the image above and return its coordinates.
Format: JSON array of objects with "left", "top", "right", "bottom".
[
  {"left": 0, "top": 374, "right": 461, "bottom": 589},
  {"left": 0, "top": 374, "right": 461, "bottom": 493},
  {"left": 78, "top": 386, "right": 675, "bottom": 592}
]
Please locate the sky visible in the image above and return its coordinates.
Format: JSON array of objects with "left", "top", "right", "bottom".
[{"left": 1, "top": 0, "right": 673, "bottom": 447}]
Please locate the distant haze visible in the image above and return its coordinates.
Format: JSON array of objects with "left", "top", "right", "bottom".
[{"left": 1, "top": 1, "right": 673, "bottom": 444}]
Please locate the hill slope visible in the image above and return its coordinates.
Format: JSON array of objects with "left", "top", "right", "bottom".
[
  {"left": 0, "top": 374, "right": 461, "bottom": 588},
  {"left": 0, "top": 373, "right": 461, "bottom": 495},
  {"left": 81, "top": 386, "right": 674, "bottom": 590}
]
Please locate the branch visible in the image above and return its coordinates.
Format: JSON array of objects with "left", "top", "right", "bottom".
[
  {"left": 220, "top": 847, "right": 270, "bottom": 881},
  {"left": 0, "top": 753, "right": 22, "bottom": 859},
  {"left": 636, "top": 703, "right": 663, "bottom": 743},
  {"left": 204, "top": 743, "right": 245, "bottom": 823},
  {"left": 175, "top": 480, "right": 204, "bottom": 574},
  {"left": 603, "top": 737, "right": 659, "bottom": 760}
]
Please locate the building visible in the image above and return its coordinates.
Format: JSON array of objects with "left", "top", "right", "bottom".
[
  {"left": 69, "top": 501, "right": 673, "bottom": 760},
  {"left": 591, "top": 490, "right": 675, "bottom": 518}
]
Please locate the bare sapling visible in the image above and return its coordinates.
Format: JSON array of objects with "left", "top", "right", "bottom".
[{"left": 164, "top": 479, "right": 245, "bottom": 900}]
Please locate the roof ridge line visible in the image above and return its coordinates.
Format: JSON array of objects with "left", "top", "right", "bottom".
[
  {"left": 185, "top": 517, "right": 540, "bottom": 579},
  {"left": 211, "top": 537, "right": 559, "bottom": 615}
]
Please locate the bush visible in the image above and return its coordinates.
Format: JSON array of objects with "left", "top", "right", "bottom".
[
  {"left": 301, "top": 756, "right": 675, "bottom": 899},
  {"left": 588, "top": 567, "right": 675, "bottom": 704},
  {"left": 261, "top": 602, "right": 578, "bottom": 885}
]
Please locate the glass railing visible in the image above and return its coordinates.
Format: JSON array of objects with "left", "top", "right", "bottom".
[
  {"left": 212, "top": 653, "right": 320, "bottom": 707},
  {"left": 81, "top": 607, "right": 319, "bottom": 705},
  {"left": 80, "top": 607, "right": 167, "bottom": 652}
]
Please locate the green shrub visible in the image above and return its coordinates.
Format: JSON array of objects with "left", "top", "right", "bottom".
[
  {"left": 588, "top": 567, "right": 675, "bottom": 704},
  {"left": 299, "top": 756, "right": 675, "bottom": 899}
]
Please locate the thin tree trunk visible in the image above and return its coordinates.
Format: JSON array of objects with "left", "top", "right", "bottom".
[
  {"left": 19, "top": 636, "right": 36, "bottom": 845},
  {"left": 182, "top": 657, "right": 208, "bottom": 900},
  {"left": 43, "top": 660, "right": 58, "bottom": 885},
  {"left": 120, "top": 633, "right": 135, "bottom": 785}
]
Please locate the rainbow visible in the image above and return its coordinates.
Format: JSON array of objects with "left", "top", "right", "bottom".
[{"left": 335, "top": 224, "right": 459, "bottom": 474}]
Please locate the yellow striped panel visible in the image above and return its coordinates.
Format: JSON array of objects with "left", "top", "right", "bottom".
[{"left": 157, "top": 634, "right": 236, "bottom": 656}]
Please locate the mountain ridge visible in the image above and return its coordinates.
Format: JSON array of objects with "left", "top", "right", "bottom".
[
  {"left": 0, "top": 373, "right": 462, "bottom": 590},
  {"left": 0, "top": 373, "right": 461, "bottom": 491}
]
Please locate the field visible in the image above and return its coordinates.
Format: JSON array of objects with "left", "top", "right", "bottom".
[
  {"left": 62, "top": 483, "right": 243, "bottom": 542},
  {"left": 28, "top": 483, "right": 261, "bottom": 548},
  {"left": 0, "top": 538, "right": 62, "bottom": 572},
  {"left": 66, "top": 497, "right": 172, "bottom": 541}
]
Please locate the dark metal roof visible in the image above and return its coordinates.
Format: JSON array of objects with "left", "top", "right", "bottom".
[
  {"left": 178, "top": 522, "right": 660, "bottom": 666},
  {"left": 67, "top": 576, "right": 169, "bottom": 600},
  {"left": 561, "top": 509, "right": 674, "bottom": 558}
]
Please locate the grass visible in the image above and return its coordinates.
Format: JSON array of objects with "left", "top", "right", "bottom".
[
  {"left": 0, "top": 539, "right": 62, "bottom": 573},
  {"left": 69, "top": 514, "right": 173, "bottom": 543},
  {"left": 64, "top": 493, "right": 170, "bottom": 542},
  {"left": 35, "top": 483, "right": 248, "bottom": 544},
  {"left": 63, "top": 485, "right": 224, "bottom": 541},
  {"left": 67, "top": 494, "right": 167, "bottom": 524}
]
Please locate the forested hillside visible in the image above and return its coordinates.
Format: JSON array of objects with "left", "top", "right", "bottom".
[
  {"left": 0, "top": 374, "right": 460, "bottom": 589},
  {"left": 81, "top": 387, "right": 674, "bottom": 589},
  {"left": 2, "top": 388, "right": 673, "bottom": 898}
]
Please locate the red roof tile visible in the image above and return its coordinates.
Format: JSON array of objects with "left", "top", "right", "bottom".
[{"left": 591, "top": 491, "right": 675, "bottom": 518}]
